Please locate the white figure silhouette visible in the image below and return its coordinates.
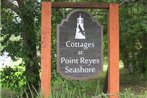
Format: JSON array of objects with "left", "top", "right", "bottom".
[{"left": 75, "top": 14, "right": 86, "bottom": 39}]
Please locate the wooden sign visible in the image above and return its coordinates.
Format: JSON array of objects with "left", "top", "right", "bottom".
[{"left": 57, "top": 10, "right": 103, "bottom": 80}]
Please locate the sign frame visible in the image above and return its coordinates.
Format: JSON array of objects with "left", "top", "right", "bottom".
[{"left": 41, "top": 2, "right": 119, "bottom": 98}]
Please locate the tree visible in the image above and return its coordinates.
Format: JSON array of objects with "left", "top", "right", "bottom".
[
  {"left": 120, "top": 0, "right": 147, "bottom": 75},
  {"left": 1, "top": 0, "right": 41, "bottom": 96}
]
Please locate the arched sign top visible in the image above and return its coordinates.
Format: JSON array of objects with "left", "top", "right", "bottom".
[
  {"left": 58, "top": 9, "right": 103, "bottom": 30},
  {"left": 57, "top": 9, "right": 103, "bottom": 80}
]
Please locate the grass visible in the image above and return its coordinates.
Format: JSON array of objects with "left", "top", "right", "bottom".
[
  {"left": 0, "top": 88, "right": 16, "bottom": 98},
  {"left": 1, "top": 62, "right": 147, "bottom": 98},
  {"left": 120, "top": 69, "right": 147, "bottom": 96}
]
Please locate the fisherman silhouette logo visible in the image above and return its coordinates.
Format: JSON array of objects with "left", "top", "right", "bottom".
[{"left": 75, "top": 14, "right": 86, "bottom": 39}]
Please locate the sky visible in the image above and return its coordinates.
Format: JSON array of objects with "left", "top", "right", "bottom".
[{"left": 0, "top": 51, "right": 13, "bottom": 68}]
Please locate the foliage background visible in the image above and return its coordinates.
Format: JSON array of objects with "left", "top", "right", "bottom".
[{"left": 1, "top": 0, "right": 147, "bottom": 97}]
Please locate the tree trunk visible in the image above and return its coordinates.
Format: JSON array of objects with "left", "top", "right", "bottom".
[
  {"left": 20, "top": 2, "right": 40, "bottom": 96},
  {"left": 139, "top": 33, "right": 147, "bottom": 74},
  {"left": 22, "top": 27, "right": 40, "bottom": 97}
]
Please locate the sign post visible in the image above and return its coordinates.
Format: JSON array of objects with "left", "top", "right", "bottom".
[
  {"left": 41, "top": 2, "right": 119, "bottom": 98},
  {"left": 41, "top": 2, "right": 51, "bottom": 98},
  {"left": 108, "top": 4, "right": 119, "bottom": 98}
]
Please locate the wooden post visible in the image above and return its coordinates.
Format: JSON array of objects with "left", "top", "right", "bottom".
[
  {"left": 108, "top": 4, "right": 119, "bottom": 98},
  {"left": 52, "top": 2, "right": 109, "bottom": 9},
  {"left": 41, "top": 2, "right": 51, "bottom": 98}
]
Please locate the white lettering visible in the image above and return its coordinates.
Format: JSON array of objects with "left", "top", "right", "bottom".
[
  {"left": 80, "top": 57, "right": 99, "bottom": 66},
  {"left": 61, "top": 57, "right": 78, "bottom": 64},
  {"left": 65, "top": 66, "right": 96, "bottom": 73},
  {"left": 65, "top": 41, "right": 95, "bottom": 50}
]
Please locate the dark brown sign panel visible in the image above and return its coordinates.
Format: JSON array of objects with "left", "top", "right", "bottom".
[{"left": 57, "top": 10, "right": 103, "bottom": 80}]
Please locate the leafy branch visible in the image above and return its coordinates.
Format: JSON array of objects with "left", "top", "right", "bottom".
[{"left": 2, "top": 0, "right": 20, "bottom": 15}]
